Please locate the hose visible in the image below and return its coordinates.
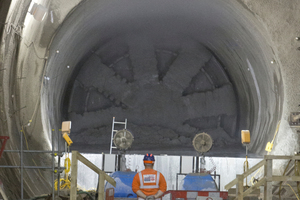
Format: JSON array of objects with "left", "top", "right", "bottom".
[
  {"left": 287, "top": 183, "right": 300, "bottom": 200},
  {"left": 64, "top": 157, "right": 71, "bottom": 174},
  {"left": 54, "top": 178, "right": 71, "bottom": 190}
]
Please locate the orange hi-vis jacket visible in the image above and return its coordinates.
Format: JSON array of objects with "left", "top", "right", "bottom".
[{"left": 132, "top": 168, "right": 167, "bottom": 197}]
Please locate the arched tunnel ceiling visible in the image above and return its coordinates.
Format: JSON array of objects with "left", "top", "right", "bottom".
[
  {"left": 43, "top": 0, "right": 282, "bottom": 156},
  {"left": 2, "top": 0, "right": 300, "bottom": 199}
]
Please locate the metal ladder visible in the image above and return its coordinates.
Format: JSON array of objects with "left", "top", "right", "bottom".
[{"left": 110, "top": 117, "right": 127, "bottom": 154}]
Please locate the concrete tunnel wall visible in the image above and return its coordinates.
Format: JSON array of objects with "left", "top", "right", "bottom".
[
  {"left": 0, "top": 0, "right": 300, "bottom": 199},
  {"left": 43, "top": 0, "right": 281, "bottom": 156}
]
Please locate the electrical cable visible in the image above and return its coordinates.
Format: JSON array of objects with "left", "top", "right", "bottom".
[
  {"left": 54, "top": 145, "right": 72, "bottom": 191},
  {"left": 21, "top": 126, "right": 47, "bottom": 183},
  {"left": 4, "top": 22, "right": 46, "bottom": 60},
  {"left": 271, "top": 120, "right": 281, "bottom": 144},
  {"left": 4, "top": 21, "right": 49, "bottom": 128},
  {"left": 249, "top": 120, "right": 281, "bottom": 185},
  {"left": 64, "top": 156, "right": 70, "bottom": 174},
  {"left": 54, "top": 178, "right": 71, "bottom": 190},
  {"left": 286, "top": 183, "right": 300, "bottom": 200},
  {"left": 278, "top": 160, "right": 291, "bottom": 200}
]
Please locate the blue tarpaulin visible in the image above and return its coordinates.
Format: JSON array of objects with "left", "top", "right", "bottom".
[
  {"left": 179, "top": 174, "right": 218, "bottom": 191},
  {"left": 105, "top": 171, "right": 137, "bottom": 198}
]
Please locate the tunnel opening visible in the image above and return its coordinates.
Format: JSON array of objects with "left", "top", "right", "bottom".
[{"left": 42, "top": 0, "right": 283, "bottom": 157}]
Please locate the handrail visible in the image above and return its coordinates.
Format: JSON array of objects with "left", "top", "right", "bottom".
[
  {"left": 225, "top": 155, "right": 300, "bottom": 200},
  {"left": 224, "top": 159, "right": 265, "bottom": 190},
  {"left": 242, "top": 177, "right": 266, "bottom": 197},
  {"left": 224, "top": 177, "right": 238, "bottom": 191},
  {"left": 243, "top": 159, "right": 266, "bottom": 178},
  {"left": 70, "top": 151, "right": 116, "bottom": 200},
  {"left": 265, "top": 155, "right": 300, "bottom": 160}
]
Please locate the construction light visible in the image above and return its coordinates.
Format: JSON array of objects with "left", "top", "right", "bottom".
[
  {"left": 28, "top": 1, "right": 47, "bottom": 22},
  {"left": 62, "top": 121, "right": 73, "bottom": 146},
  {"left": 241, "top": 130, "right": 250, "bottom": 144},
  {"left": 62, "top": 121, "right": 71, "bottom": 133}
]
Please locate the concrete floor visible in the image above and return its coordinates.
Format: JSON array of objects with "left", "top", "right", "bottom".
[{"left": 0, "top": 0, "right": 300, "bottom": 199}]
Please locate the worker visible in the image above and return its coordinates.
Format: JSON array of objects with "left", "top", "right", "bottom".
[{"left": 132, "top": 153, "right": 167, "bottom": 200}]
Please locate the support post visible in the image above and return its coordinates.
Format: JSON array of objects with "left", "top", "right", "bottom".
[
  {"left": 52, "top": 129, "right": 55, "bottom": 200},
  {"left": 98, "top": 173, "right": 105, "bottom": 200},
  {"left": 264, "top": 157, "right": 273, "bottom": 200},
  {"left": 236, "top": 175, "right": 243, "bottom": 200},
  {"left": 20, "top": 131, "right": 23, "bottom": 200},
  {"left": 195, "top": 156, "right": 199, "bottom": 173},
  {"left": 57, "top": 129, "right": 60, "bottom": 197},
  {"left": 70, "top": 151, "right": 116, "bottom": 200},
  {"left": 70, "top": 151, "right": 78, "bottom": 200}
]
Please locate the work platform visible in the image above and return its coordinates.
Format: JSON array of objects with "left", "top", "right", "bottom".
[{"left": 225, "top": 155, "right": 300, "bottom": 200}]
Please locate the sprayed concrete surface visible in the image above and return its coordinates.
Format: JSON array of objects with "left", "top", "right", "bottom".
[
  {"left": 43, "top": 0, "right": 281, "bottom": 157},
  {"left": 0, "top": 0, "right": 300, "bottom": 198}
]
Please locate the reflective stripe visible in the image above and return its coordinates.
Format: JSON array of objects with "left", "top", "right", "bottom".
[
  {"left": 156, "top": 172, "right": 160, "bottom": 186},
  {"left": 139, "top": 171, "right": 160, "bottom": 189},
  {"left": 139, "top": 172, "right": 143, "bottom": 187},
  {"left": 138, "top": 198, "right": 161, "bottom": 200},
  {"left": 140, "top": 185, "right": 159, "bottom": 189}
]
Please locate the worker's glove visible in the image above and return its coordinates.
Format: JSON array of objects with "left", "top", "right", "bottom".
[{"left": 146, "top": 195, "right": 155, "bottom": 200}]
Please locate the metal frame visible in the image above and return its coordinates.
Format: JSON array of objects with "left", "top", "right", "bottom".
[
  {"left": 0, "top": 130, "right": 64, "bottom": 200},
  {"left": 109, "top": 117, "right": 127, "bottom": 154}
]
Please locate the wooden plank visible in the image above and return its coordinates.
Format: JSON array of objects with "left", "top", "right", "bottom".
[
  {"left": 76, "top": 151, "right": 116, "bottom": 187},
  {"left": 70, "top": 151, "right": 78, "bottom": 200},
  {"left": 264, "top": 155, "right": 300, "bottom": 160},
  {"left": 236, "top": 175, "right": 244, "bottom": 200},
  {"left": 272, "top": 163, "right": 295, "bottom": 194},
  {"left": 243, "top": 159, "right": 266, "bottom": 178},
  {"left": 225, "top": 160, "right": 265, "bottom": 190},
  {"left": 243, "top": 177, "right": 265, "bottom": 197},
  {"left": 225, "top": 178, "right": 238, "bottom": 190},
  {"left": 270, "top": 176, "right": 300, "bottom": 182},
  {"left": 98, "top": 173, "right": 105, "bottom": 200},
  {"left": 264, "top": 159, "right": 272, "bottom": 200},
  {"left": 228, "top": 188, "right": 260, "bottom": 197},
  {"left": 228, "top": 188, "right": 236, "bottom": 196}
]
